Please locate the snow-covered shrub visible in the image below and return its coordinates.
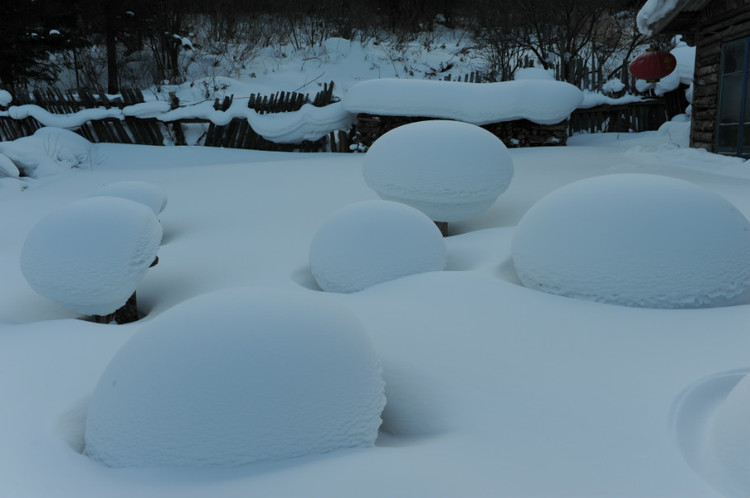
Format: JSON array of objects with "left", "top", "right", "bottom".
[
  {"left": 512, "top": 174, "right": 750, "bottom": 308},
  {"left": 20, "top": 197, "right": 162, "bottom": 316},
  {"left": 84, "top": 288, "right": 386, "bottom": 468},
  {"left": 0, "top": 89, "right": 11, "bottom": 107},
  {"left": 309, "top": 200, "right": 447, "bottom": 293},
  {"left": 90, "top": 181, "right": 168, "bottom": 215},
  {"left": 363, "top": 120, "right": 513, "bottom": 223},
  {"left": 0, "top": 127, "right": 93, "bottom": 177},
  {"left": 708, "top": 372, "right": 750, "bottom": 498}
]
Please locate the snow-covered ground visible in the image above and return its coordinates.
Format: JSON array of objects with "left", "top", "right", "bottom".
[{"left": 1, "top": 121, "right": 748, "bottom": 497}]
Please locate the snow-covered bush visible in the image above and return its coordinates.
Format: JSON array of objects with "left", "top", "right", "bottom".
[
  {"left": 512, "top": 174, "right": 750, "bottom": 308},
  {"left": 0, "top": 127, "right": 93, "bottom": 177},
  {"left": 363, "top": 120, "right": 513, "bottom": 224},
  {"left": 708, "top": 372, "right": 750, "bottom": 498},
  {"left": 84, "top": 288, "right": 386, "bottom": 468},
  {"left": 20, "top": 197, "right": 162, "bottom": 316},
  {"left": 309, "top": 200, "right": 447, "bottom": 293},
  {"left": 0, "top": 89, "right": 11, "bottom": 107},
  {"left": 90, "top": 181, "right": 168, "bottom": 215}
]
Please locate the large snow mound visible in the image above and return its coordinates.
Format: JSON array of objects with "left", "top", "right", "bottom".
[
  {"left": 90, "top": 181, "right": 168, "bottom": 215},
  {"left": 20, "top": 197, "right": 162, "bottom": 315},
  {"left": 343, "top": 79, "right": 583, "bottom": 125},
  {"left": 512, "top": 174, "right": 750, "bottom": 308},
  {"left": 309, "top": 200, "right": 447, "bottom": 293},
  {"left": 708, "top": 372, "right": 750, "bottom": 498},
  {"left": 363, "top": 120, "right": 513, "bottom": 222},
  {"left": 84, "top": 288, "right": 386, "bottom": 468},
  {"left": 0, "top": 127, "right": 93, "bottom": 177}
]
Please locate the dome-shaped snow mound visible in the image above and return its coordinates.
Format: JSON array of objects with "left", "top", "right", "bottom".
[
  {"left": 708, "top": 372, "right": 750, "bottom": 497},
  {"left": 83, "top": 288, "right": 386, "bottom": 468},
  {"left": 20, "top": 197, "right": 162, "bottom": 315},
  {"left": 91, "top": 181, "right": 168, "bottom": 215},
  {"left": 512, "top": 174, "right": 750, "bottom": 308},
  {"left": 363, "top": 120, "right": 513, "bottom": 222},
  {"left": 309, "top": 200, "right": 447, "bottom": 293}
]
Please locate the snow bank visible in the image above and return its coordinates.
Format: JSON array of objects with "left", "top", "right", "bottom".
[
  {"left": 343, "top": 79, "right": 583, "bottom": 125},
  {"left": 0, "top": 127, "right": 93, "bottom": 177},
  {"left": 91, "top": 181, "right": 168, "bottom": 215},
  {"left": 708, "top": 372, "right": 750, "bottom": 498},
  {"left": 20, "top": 197, "right": 162, "bottom": 316},
  {"left": 512, "top": 174, "right": 750, "bottom": 308},
  {"left": 513, "top": 67, "right": 555, "bottom": 80},
  {"left": 309, "top": 200, "right": 447, "bottom": 293},
  {"left": 637, "top": 0, "right": 680, "bottom": 35},
  {"left": 364, "top": 120, "right": 513, "bottom": 222},
  {"left": 84, "top": 288, "right": 386, "bottom": 467}
]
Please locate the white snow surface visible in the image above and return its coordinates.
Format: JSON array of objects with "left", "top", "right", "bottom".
[
  {"left": 343, "top": 78, "right": 583, "bottom": 125},
  {"left": 309, "top": 200, "right": 447, "bottom": 293},
  {"left": 708, "top": 372, "right": 750, "bottom": 498},
  {"left": 91, "top": 181, "right": 168, "bottom": 215},
  {"left": 363, "top": 120, "right": 514, "bottom": 222},
  {"left": 0, "top": 153, "right": 19, "bottom": 177},
  {"left": 512, "top": 173, "right": 750, "bottom": 308},
  {"left": 637, "top": 0, "right": 680, "bottom": 35},
  {"left": 84, "top": 288, "right": 385, "bottom": 467},
  {"left": 20, "top": 196, "right": 162, "bottom": 315}
]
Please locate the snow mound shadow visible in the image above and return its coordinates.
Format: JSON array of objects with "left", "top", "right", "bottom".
[
  {"left": 57, "top": 397, "right": 89, "bottom": 454},
  {"left": 670, "top": 369, "right": 749, "bottom": 498},
  {"left": 290, "top": 266, "right": 323, "bottom": 292}
]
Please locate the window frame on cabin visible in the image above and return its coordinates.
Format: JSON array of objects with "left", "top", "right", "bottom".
[{"left": 716, "top": 36, "right": 750, "bottom": 158}]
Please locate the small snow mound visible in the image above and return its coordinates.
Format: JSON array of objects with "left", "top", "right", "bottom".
[
  {"left": 20, "top": 197, "right": 162, "bottom": 315},
  {"left": 708, "top": 372, "right": 750, "bottom": 498},
  {"left": 91, "top": 181, "right": 168, "bottom": 215},
  {"left": 512, "top": 174, "right": 750, "bottom": 308},
  {"left": 310, "top": 200, "right": 447, "bottom": 293},
  {"left": 513, "top": 67, "right": 554, "bottom": 80},
  {"left": 84, "top": 288, "right": 386, "bottom": 468},
  {"left": 0, "top": 89, "right": 11, "bottom": 106},
  {"left": 363, "top": 120, "right": 513, "bottom": 222}
]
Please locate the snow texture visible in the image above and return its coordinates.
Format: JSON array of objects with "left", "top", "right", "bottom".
[
  {"left": 709, "top": 372, "right": 750, "bottom": 498},
  {"left": 637, "top": 0, "right": 680, "bottom": 35},
  {"left": 20, "top": 197, "right": 162, "bottom": 315},
  {"left": 343, "top": 78, "right": 583, "bottom": 125},
  {"left": 91, "top": 181, "right": 168, "bottom": 215},
  {"left": 84, "top": 288, "right": 386, "bottom": 467},
  {"left": 0, "top": 127, "right": 93, "bottom": 177},
  {"left": 512, "top": 174, "right": 750, "bottom": 309},
  {"left": 513, "top": 67, "right": 555, "bottom": 80},
  {"left": 363, "top": 120, "right": 514, "bottom": 222},
  {"left": 309, "top": 200, "right": 447, "bottom": 293}
]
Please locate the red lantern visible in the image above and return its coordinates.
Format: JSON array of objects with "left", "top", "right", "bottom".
[{"left": 629, "top": 49, "right": 677, "bottom": 82}]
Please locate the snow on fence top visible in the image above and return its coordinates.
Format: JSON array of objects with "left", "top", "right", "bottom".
[{"left": 342, "top": 79, "right": 584, "bottom": 126}]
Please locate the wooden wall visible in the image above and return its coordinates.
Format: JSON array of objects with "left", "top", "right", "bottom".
[{"left": 691, "top": 0, "right": 750, "bottom": 152}]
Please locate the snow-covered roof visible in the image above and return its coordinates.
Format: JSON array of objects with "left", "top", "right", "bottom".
[
  {"left": 636, "top": 0, "right": 712, "bottom": 36},
  {"left": 343, "top": 79, "right": 583, "bottom": 126}
]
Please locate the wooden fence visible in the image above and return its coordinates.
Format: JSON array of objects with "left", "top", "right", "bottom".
[
  {"left": 0, "top": 82, "right": 349, "bottom": 152},
  {"left": 568, "top": 100, "right": 669, "bottom": 135}
]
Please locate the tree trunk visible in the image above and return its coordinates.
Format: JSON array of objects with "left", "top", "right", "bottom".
[{"left": 105, "top": 7, "right": 119, "bottom": 94}]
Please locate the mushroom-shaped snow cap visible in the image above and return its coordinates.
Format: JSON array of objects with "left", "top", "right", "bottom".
[
  {"left": 20, "top": 196, "right": 162, "bottom": 315},
  {"left": 310, "top": 200, "right": 447, "bottom": 293},
  {"left": 708, "top": 372, "right": 750, "bottom": 498},
  {"left": 91, "top": 181, "right": 168, "bottom": 215},
  {"left": 84, "top": 288, "right": 386, "bottom": 468},
  {"left": 512, "top": 174, "right": 750, "bottom": 308},
  {"left": 363, "top": 120, "right": 513, "bottom": 222}
]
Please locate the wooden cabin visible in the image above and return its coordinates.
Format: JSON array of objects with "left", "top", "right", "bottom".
[{"left": 641, "top": 0, "right": 750, "bottom": 157}]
